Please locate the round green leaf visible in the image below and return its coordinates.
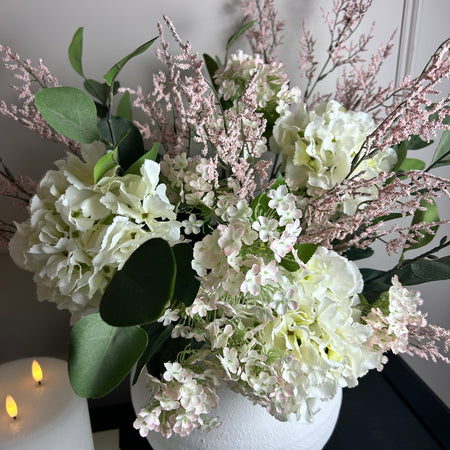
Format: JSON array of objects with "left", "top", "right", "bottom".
[
  {"left": 68, "top": 313, "right": 147, "bottom": 398},
  {"left": 35, "top": 87, "right": 99, "bottom": 143},
  {"left": 172, "top": 242, "right": 200, "bottom": 307},
  {"left": 100, "top": 238, "right": 176, "bottom": 326}
]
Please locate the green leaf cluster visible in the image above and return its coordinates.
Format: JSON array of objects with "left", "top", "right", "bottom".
[
  {"left": 69, "top": 238, "right": 200, "bottom": 398},
  {"left": 362, "top": 255, "right": 450, "bottom": 302},
  {"left": 35, "top": 27, "right": 158, "bottom": 179}
]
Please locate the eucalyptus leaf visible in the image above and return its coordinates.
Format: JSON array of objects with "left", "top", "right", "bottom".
[
  {"left": 172, "top": 242, "right": 200, "bottom": 307},
  {"left": 361, "top": 268, "right": 391, "bottom": 302},
  {"left": 84, "top": 79, "right": 120, "bottom": 105},
  {"left": 392, "top": 141, "right": 407, "bottom": 172},
  {"left": 396, "top": 256, "right": 450, "bottom": 285},
  {"left": 431, "top": 130, "right": 450, "bottom": 167},
  {"left": 97, "top": 116, "right": 145, "bottom": 171},
  {"left": 100, "top": 238, "right": 176, "bottom": 326},
  {"left": 404, "top": 199, "right": 439, "bottom": 252},
  {"left": 203, "top": 53, "right": 220, "bottom": 87},
  {"left": 406, "top": 135, "right": 432, "bottom": 150},
  {"left": 35, "top": 87, "right": 99, "bottom": 143},
  {"left": 117, "top": 91, "right": 133, "bottom": 121},
  {"left": 399, "top": 158, "right": 426, "bottom": 171},
  {"left": 344, "top": 247, "right": 374, "bottom": 261},
  {"left": 125, "top": 143, "right": 160, "bottom": 176},
  {"left": 226, "top": 21, "right": 255, "bottom": 52},
  {"left": 132, "top": 322, "right": 173, "bottom": 385},
  {"left": 372, "top": 212, "right": 404, "bottom": 225},
  {"left": 84, "top": 79, "right": 109, "bottom": 104},
  {"left": 94, "top": 101, "right": 108, "bottom": 119},
  {"left": 68, "top": 27, "right": 84, "bottom": 77},
  {"left": 93, "top": 149, "right": 117, "bottom": 183},
  {"left": 103, "top": 37, "right": 158, "bottom": 86},
  {"left": 68, "top": 313, "right": 147, "bottom": 398}
]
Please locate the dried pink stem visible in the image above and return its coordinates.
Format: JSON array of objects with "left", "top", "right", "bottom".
[
  {"left": 0, "top": 45, "right": 80, "bottom": 156},
  {"left": 240, "top": 0, "right": 285, "bottom": 63},
  {"left": 354, "top": 39, "right": 450, "bottom": 167},
  {"left": 302, "top": 0, "right": 374, "bottom": 103},
  {"left": 407, "top": 324, "right": 450, "bottom": 364},
  {"left": 301, "top": 171, "right": 450, "bottom": 253}
]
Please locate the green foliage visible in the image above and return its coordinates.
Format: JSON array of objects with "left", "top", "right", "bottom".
[
  {"left": 172, "top": 243, "right": 200, "bottom": 307},
  {"left": 34, "top": 87, "right": 99, "bottom": 143},
  {"left": 344, "top": 247, "right": 374, "bottom": 261},
  {"left": 250, "top": 174, "right": 285, "bottom": 220},
  {"left": 430, "top": 112, "right": 450, "bottom": 168},
  {"left": 103, "top": 37, "right": 158, "bottom": 86},
  {"left": 93, "top": 149, "right": 118, "bottom": 183},
  {"left": 100, "top": 238, "right": 177, "bottom": 327},
  {"left": 362, "top": 255, "right": 450, "bottom": 303},
  {"left": 280, "top": 243, "right": 318, "bottom": 272},
  {"left": 84, "top": 79, "right": 120, "bottom": 105},
  {"left": 203, "top": 53, "right": 220, "bottom": 88},
  {"left": 396, "top": 256, "right": 450, "bottom": 286},
  {"left": 431, "top": 130, "right": 450, "bottom": 167},
  {"left": 117, "top": 91, "right": 133, "bottom": 121},
  {"left": 406, "top": 135, "right": 433, "bottom": 150},
  {"left": 125, "top": 143, "right": 160, "bottom": 176},
  {"left": 97, "top": 116, "right": 145, "bottom": 171},
  {"left": 68, "top": 313, "right": 147, "bottom": 398},
  {"left": 68, "top": 27, "right": 84, "bottom": 77},
  {"left": 226, "top": 21, "right": 255, "bottom": 53},
  {"left": 398, "top": 158, "right": 426, "bottom": 171},
  {"left": 361, "top": 268, "right": 391, "bottom": 302},
  {"left": 404, "top": 199, "right": 439, "bottom": 252},
  {"left": 132, "top": 322, "right": 173, "bottom": 385},
  {"left": 392, "top": 141, "right": 407, "bottom": 172}
]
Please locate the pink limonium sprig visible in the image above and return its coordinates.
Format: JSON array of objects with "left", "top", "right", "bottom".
[
  {"left": 301, "top": 0, "right": 375, "bottom": 104},
  {"left": 334, "top": 30, "right": 397, "bottom": 120},
  {"left": 0, "top": 45, "right": 80, "bottom": 156},
  {"left": 301, "top": 171, "right": 450, "bottom": 253},
  {"left": 133, "top": 16, "right": 270, "bottom": 199},
  {"left": 241, "top": 0, "right": 285, "bottom": 64},
  {"left": 356, "top": 39, "right": 450, "bottom": 166}
]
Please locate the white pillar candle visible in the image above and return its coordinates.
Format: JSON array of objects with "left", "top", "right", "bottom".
[{"left": 0, "top": 357, "right": 94, "bottom": 450}]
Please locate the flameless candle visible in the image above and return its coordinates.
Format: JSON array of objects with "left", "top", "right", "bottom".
[{"left": 0, "top": 357, "right": 94, "bottom": 450}]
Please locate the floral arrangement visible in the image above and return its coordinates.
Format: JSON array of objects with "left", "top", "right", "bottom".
[{"left": 1, "top": 0, "right": 450, "bottom": 440}]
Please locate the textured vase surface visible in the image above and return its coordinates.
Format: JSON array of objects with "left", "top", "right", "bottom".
[{"left": 131, "top": 372, "right": 342, "bottom": 450}]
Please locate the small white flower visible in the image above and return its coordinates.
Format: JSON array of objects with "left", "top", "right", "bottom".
[
  {"left": 252, "top": 216, "right": 279, "bottom": 242},
  {"left": 220, "top": 347, "right": 240, "bottom": 375},
  {"left": 182, "top": 214, "right": 204, "bottom": 235},
  {"left": 158, "top": 308, "right": 180, "bottom": 326}
]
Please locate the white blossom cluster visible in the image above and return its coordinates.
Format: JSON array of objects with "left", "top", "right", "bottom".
[
  {"left": 365, "top": 276, "right": 427, "bottom": 356},
  {"left": 214, "top": 50, "right": 300, "bottom": 119},
  {"left": 133, "top": 181, "right": 385, "bottom": 437},
  {"left": 134, "top": 361, "right": 222, "bottom": 438},
  {"left": 9, "top": 143, "right": 181, "bottom": 322},
  {"left": 273, "top": 100, "right": 397, "bottom": 213}
]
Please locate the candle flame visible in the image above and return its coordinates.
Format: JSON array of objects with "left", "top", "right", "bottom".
[
  {"left": 32, "top": 360, "right": 43, "bottom": 383},
  {"left": 6, "top": 395, "right": 17, "bottom": 419}
]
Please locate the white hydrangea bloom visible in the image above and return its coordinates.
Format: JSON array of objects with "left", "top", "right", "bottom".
[
  {"left": 273, "top": 100, "right": 397, "bottom": 210},
  {"left": 9, "top": 143, "right": 181, "bottom": 322}
]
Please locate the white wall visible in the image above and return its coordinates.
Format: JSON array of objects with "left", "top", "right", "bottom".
[{"left": 0, "top": 0, "right": 449, "bottom": 406}]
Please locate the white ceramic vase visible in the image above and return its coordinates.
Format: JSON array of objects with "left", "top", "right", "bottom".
[{"left": 131, "top": 373, "right": 342, "bottom": 450}]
